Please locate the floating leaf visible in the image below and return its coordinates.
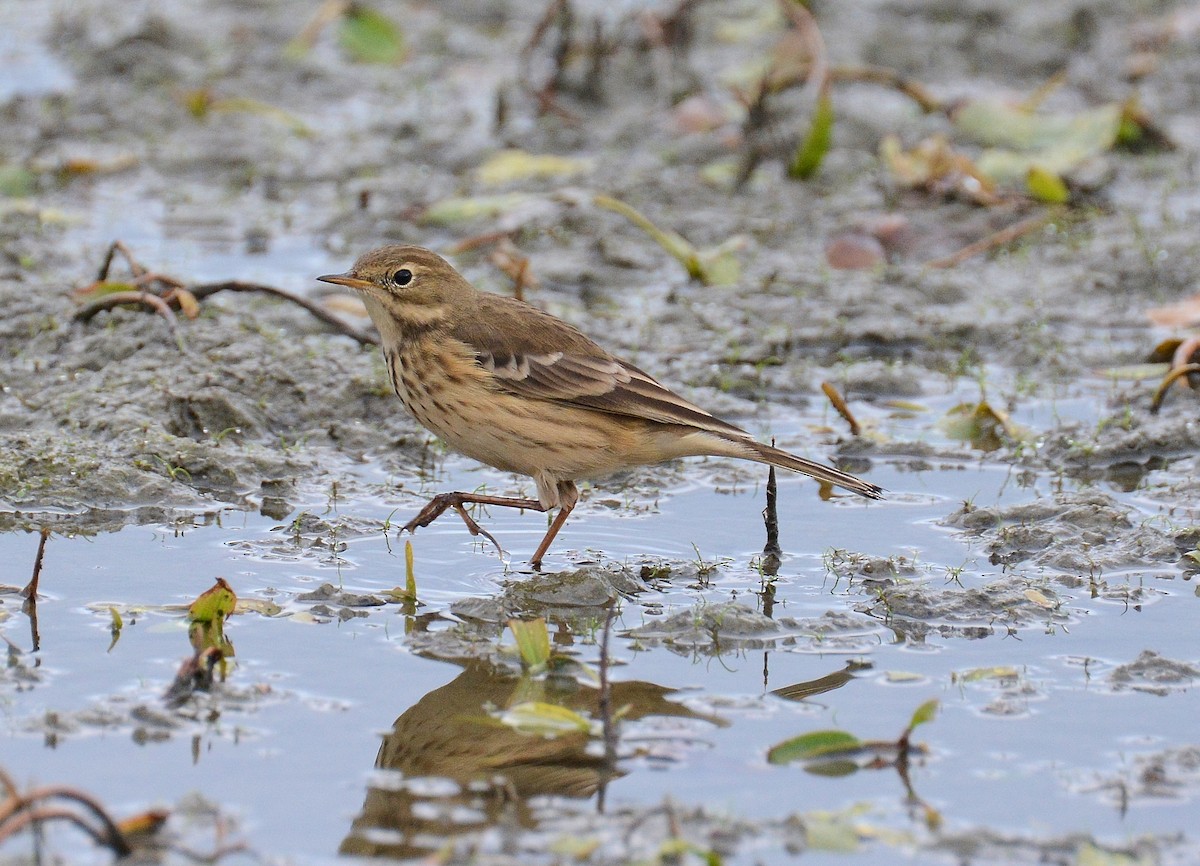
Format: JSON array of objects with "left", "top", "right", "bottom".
[
  {"left": 234, "top": 598, "right": 284, "bottom": 616},
  {"left": 954, "top": 665, "right": 1020, "bottom": 683},
  {"left": 497, "top": 701, "right": 594, "bottom": 737},
  {"left": 476, "top": 149, "right": 593, "bottom": 185},
  {"left": 189, "top": 577, "right": 237, "bottom": 624},
  {"left": 1023, "top": 588, "right": 1056, "bottom": 608},
  {"left": 789, "top": 90, "right": 834, "bottom": 179},
  {"left": 938, "top": 400, "right": 1028, "bottom": 452},
  {"left": 509, "top": 617, "right": 551, "bottom": 671},
  {"left": 767, "top": 729, "right": 863, "bottom": 764}
]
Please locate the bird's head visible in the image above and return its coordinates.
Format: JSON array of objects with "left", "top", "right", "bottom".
[{"left": 318, "top": 245, "right": 471, "bottom": 333}]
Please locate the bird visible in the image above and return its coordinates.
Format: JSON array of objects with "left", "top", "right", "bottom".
[{"left": 318, "top": 245, "right": 883, "bottom": 567}]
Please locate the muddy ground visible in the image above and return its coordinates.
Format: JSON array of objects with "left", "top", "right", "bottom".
[{"left": 2, "top": 0, "right": 1199, "bottom": 862}]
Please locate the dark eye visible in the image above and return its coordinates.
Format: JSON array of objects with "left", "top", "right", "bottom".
[{"left": 392, "top": 268, "right": 413, "bottom": 286}]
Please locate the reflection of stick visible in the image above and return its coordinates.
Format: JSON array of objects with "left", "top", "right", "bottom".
[
  {"left": 821, "top": 381, "right": 861, "bottom": 436},
  {"left": 926, "top": 213, "right": 1052, "bottom": 269}
]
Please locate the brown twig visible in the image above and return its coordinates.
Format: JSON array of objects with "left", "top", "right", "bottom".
[
  {"left": 75, "top": 243, "right": 379, "bottom": 347},
  {"left": 828, "top": 65, "right": 943, "bottom": 114},
  {"left": 188, "top": 281, "right": 379, "bottom": 346},
  {"left": 96, "top": 240, "right": 147, "bottom": 282},
  {"left": 0, "top": 784, "right": 132, "bottom": 856},
  {"left": 1150, "top": 363, "right": 1200, "bottom": 414},
  {"left": 761, "top": 461, "right": 781, "bottom": 577},
  {"left": 821, "top": 381, "right": 862, "bottom": 436},
  {"left": 925, "top": 212, "right": 1054, "bottom": 269},
  {"left": 22, "top": 528, "right": 50, "bottom": 600}
]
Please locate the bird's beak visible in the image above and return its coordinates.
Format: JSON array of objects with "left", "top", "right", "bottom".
[{"left": 317, "top": 272, "right": 374, "bottom": 291}]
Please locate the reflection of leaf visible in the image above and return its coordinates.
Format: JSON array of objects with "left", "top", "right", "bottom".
[
  {"left": 339, "top": 5, "right": 406, "bottom": 64},
  {"left": 938, "top": 400, "right": 1028, "bottom": 452},
  {"left": 476, "top": 149, "right": 593, "bottom": 185},
  {"left": 497, "top": 701, "right": 595, "bottom": 737},
  {"left": 789, "top": 90, "right": 834, "bottom": 179},
  {"left": 509, "top": 618, "right": 551, "bottom": 671},
  {"left": 767, "top": 729, "right": 863, "bottom": 764}
]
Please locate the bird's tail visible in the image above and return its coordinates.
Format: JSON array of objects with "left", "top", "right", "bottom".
[{"left": 739, "top": 439, "right": 884, "bottom": 500}]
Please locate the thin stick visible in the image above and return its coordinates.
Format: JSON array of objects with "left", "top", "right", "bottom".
[
  {"left": 761, "top": 462, "right": 781, "bottom": 578},
  {"left": 188, "top": 281, "right": 379, "bottom": 346},
  {"left": 821, "top": 381, "right": 861, "bottom": 436},
  {"left": 22, "top": 528, "right": 49, "bottom": 600},
  {"left": 925, "top": 213, "right": 1053, "bottom": 269}
]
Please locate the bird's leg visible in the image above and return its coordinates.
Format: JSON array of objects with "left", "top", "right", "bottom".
[
  {"left": 530, "top": 481, "right": 579, "bottom": 569},
  {"left": 401, "top": 491, "right": 547, "bottom": 554}
]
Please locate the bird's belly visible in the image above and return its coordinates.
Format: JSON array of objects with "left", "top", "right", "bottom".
[{"left": 386, "top": 349, "right": 647, "bottom": 479}]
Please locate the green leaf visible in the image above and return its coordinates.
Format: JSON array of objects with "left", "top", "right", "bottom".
[
  {"left": 339, "top": 5, "right": 406, "bottom": 64},
  {"left": 767, "top": 729, "right": 863, "bottom": 764},
  {"left": 1026, "top": 165, "right": 1070, "bottom": 203},
  {"left": 908, "top": 698, "right": 939, "bottom": 730},
  {"left": 789, "top": 90, "right": 834, "bottom": 179},
  {"left": 509, "top": 617, "right": 551, "bottom": 670},
  {"left": 188, "top": 577, "right": 237, "bottom": 623}
]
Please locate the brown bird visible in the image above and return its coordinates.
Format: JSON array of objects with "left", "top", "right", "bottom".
[{"left": 319, "top": 246, "right": 882, "bottom": 567}]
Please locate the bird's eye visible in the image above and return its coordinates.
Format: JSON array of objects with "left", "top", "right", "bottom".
[{"left": 392, "top": 268, "right": 413, "bottom": 286}]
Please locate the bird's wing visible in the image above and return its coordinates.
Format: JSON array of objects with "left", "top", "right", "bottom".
[
  {"left": 452, "top": 292, "right": 751, "bottom": 438},
  {"left": 478, "top": 349, "right": 750, "bottom": 438}
]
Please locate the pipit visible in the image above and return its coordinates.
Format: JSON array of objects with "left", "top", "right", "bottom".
[{"left": 319, "top": 246, "right": 883, "bottom": 567}]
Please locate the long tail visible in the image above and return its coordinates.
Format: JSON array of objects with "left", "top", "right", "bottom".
[{"left": 739, "top": 439, "right": 884, "bottom": 500}]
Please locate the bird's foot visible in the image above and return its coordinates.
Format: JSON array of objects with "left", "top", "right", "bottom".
[{"left": 400, "top": 491, "right": 544, "bottom": 558}]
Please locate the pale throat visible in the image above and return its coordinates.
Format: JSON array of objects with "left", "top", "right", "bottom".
[{"left": 361, "top": 293, "right": 448, "bottom": 342}]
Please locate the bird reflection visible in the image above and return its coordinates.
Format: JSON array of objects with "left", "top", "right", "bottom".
[{"left": 340, "top": 657, "right": 711, "bottom": 860}]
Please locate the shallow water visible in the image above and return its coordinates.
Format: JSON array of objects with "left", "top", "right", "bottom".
[{"left": 4, "top": 422, "right": 1197, "bottom": 862}]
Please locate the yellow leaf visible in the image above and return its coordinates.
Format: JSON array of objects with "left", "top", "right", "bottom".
[
  {"left": 476, "top": 149, "right": 593, "bottom": 185},
  {"left": 1026, "top": 165, "right": 1070, "bottom": 203}
]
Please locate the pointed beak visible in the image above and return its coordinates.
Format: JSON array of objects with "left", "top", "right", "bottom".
[{"left": 317, "top": 272, "right": 374, "bottom": 291}]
